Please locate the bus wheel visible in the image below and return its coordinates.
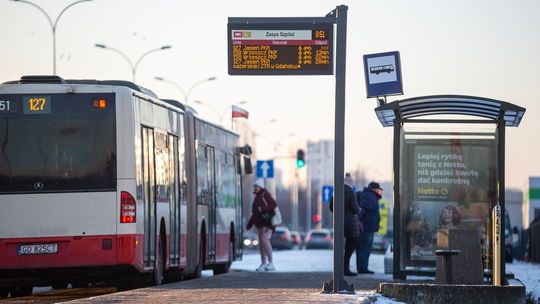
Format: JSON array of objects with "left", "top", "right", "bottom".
[
  {"left": 153, "top": 236, "right": 164, "bottom": 286},
  {"left": 9, "top": 285, "right": 33, "bottom": 298},
  {"left": 214, "top": 241, "right": 233, "bottom": 275}
]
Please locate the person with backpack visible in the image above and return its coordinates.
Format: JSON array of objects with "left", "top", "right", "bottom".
[{"left": 356, "top": 181, "right": 383, "bottom": 274}]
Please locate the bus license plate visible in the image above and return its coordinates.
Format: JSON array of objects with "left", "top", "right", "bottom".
[{"left": 17, "top": 244, "right": 58, "bottom": 255}]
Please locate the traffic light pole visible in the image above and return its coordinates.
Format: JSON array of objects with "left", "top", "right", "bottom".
[{"left": 322, "top": 5, "right": 353, "bottom": 294}]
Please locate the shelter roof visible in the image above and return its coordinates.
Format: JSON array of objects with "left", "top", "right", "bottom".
[{"left": 374, "top": 95, "right": 526, "bottom": 127}]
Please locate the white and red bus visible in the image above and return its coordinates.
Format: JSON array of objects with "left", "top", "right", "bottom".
[{"left": 0, "top": 75, "right": 246, "bottom": 297}]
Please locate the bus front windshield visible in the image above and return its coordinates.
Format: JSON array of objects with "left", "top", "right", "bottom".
[{"left": 0, "top": 93, "right": 116, "bottom": 193}]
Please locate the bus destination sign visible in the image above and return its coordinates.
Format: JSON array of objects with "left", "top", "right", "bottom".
[{"left": 228, "top": 23, "right": 334, "bottom": 75}]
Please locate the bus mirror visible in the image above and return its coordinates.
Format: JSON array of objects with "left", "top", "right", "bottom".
[
  {"left": 236, "top": 156, "right": 242, "bottom": 175},
  {"left": 238, "top": 144, "right": 252, "bottom": 155},
  {"left": 243, "top": 156, "right": 253, "bottom": 174}
]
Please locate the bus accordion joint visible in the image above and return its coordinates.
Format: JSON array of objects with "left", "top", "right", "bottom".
[{"left": 120, "top": 191, "right": 136, "bottom": 223}]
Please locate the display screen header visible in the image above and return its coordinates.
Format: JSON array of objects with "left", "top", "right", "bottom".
[{"left": 228, "top": 22, "right": 334, "bottom": 75}]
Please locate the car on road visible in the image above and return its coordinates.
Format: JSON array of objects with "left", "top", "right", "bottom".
[
  {"left": 305, "top": 229, "right": 333, "bottom": 249},
  {"left": 243, "top": 230, "right": 259, "bottom": 250},
  {"left": 270, "top": 227, "right": 293, "bottom": 250},
  {"left": 290, "top": 230, "right": 303, "bottom": 249},
  {"left": 372, "top": 231, "right": 392, "bottom": 253}
]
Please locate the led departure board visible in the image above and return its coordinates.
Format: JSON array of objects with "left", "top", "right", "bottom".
[{"left": 228, "top": 22, "right": 334, "bottom": 75}]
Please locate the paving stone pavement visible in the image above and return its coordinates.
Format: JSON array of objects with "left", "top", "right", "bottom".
[{"left": 67, "top": 270, "right": 390, "bottom": 304}]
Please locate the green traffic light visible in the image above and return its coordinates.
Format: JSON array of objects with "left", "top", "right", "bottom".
[{"left": 296, "top": 149, "right": 306, "bottom": 168}]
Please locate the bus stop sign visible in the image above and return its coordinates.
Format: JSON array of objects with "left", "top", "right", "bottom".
[{"left": 363, "top": 51, "right": 403, "bottom": 98}]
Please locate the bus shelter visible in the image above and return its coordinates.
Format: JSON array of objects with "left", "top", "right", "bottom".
[{"left": 375, "top": 95, "right": 526, "bottom": 282}]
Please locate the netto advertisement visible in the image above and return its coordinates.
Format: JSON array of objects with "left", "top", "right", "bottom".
[{"left": 403, "top": 138, "right": 497, "bottom": 265}]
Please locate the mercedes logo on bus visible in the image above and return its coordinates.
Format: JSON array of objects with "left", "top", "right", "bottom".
[{"left": 33, "top": 181, "right": 44, "bottom": 190}]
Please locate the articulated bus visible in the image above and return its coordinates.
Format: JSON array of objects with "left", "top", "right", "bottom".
[{"left": 0, "top": 76, "right": 245, "bottom": 297}]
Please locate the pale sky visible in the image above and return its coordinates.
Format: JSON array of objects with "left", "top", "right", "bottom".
[{"left": 1, "top": 0, "right": 539, "bottom": 189}]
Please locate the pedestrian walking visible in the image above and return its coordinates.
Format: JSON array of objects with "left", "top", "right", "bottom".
[
  {"left": 330, "top": 173, "right": 361, "bottom": 276},
  {"left": 356, "top": 181, "right": 382, "bottom": 274},
  {"left": 246, "top": 180, "right": 277, "bottom": 272}
]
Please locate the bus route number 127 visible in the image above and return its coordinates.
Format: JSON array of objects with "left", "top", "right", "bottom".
[{"left": 23, "top": 96, "right": 51, "bottom": 114}]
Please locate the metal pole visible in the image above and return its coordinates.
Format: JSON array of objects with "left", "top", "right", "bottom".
[
  {"left": 317, "top": 190, "right": 322, "bottom": 230},
  {"left": 53, "top": 27, "right": 57, "bottom": 75},
  {"left": 497, "top": 118, "right": 506, "bottom": 284},
  {"left": 392, "top": 120, "right": 404, "bottom": 279},
  {"left": 306, "top": 170, "right": 312, "bottom": 232},
  {"left": 293, "top": 169, "right": 299, "bottom": 231},
  {"left": 331, "top": 5, "right": 351, "bottom": 293},
  {"left": 492, "top": 202, "right": 502, "bottom": 286},
  {"left": 12, "top": 0, "right": 92, "bottom": 75}
]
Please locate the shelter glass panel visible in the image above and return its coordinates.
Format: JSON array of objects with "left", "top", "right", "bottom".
[{"left": 399, "top": 123, "right": 498, "bottom": 271}]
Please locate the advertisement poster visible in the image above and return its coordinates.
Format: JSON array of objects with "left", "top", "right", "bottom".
[{"left": 404, "top": 138, "right": 496, "bottom": 264}]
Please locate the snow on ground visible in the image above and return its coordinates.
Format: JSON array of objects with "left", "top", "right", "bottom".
[
  {"left": 234, "top": 248, "right": 387, "bottom": 274},
  {"left": 234, "top": 249, "right": 540, "bottom": 303},
  {"left": 507, "top": 261, "right": 540, "bottom": 301},
  {"left": 233, "top": 249, "right": 402, "bottom": 303}
]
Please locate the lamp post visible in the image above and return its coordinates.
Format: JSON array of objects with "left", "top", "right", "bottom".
[
  {"left": 194, "top": 100, "right": 221, "bottom": 122},
  {"left": 254, "top": 119, "right": 277, "bottom": 132},
  {"left": 95, "top": 44, "right": 172, "bottom": 82},
  {"left": 12, "top": 0, "right": 92, "bottom": 75},
  {"left": 272, "top": 132, "right": 296, "bottom": 154},
  {"left": 154, "top": 76, "right": 217, "bottom": 104}
]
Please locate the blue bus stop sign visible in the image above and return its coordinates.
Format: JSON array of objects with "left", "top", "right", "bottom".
[
  {"left": 363, "top": 51, "right": 403, "bottom": 98},
  {"left": 256, "top": 160, "right": 274, "bottom": 178},
  {"left": 322, "top": 185, "right": 334, "bottom": 204}
]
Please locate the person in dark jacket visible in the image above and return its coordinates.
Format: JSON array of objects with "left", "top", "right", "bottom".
[
  {"left": 246, "top": 180, "right": 277, "bottom": 272},
  {"left": 330, "top": 173, "right": 360, "bottom": 276},
  {"left": 356, "top": 181, "right": 382, "bottom": 274}
]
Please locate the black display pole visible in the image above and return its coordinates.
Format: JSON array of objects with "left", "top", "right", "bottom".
[{"left": 322, "top": 4, "right": 353, "bottom": 294}]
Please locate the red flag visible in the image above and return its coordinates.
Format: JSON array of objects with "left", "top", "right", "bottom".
[{"left": 232, "top": 105, "right": 249, "bottom": 119}]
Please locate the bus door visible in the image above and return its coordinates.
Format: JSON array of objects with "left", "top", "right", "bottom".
[
  {"left": 142, "top": 127, "right": 156, "bottom": 268},
  {"left": 235, "top": 155, "right": 244, "bottom": 258},
  {"left": 206, "top": 146, "right": 217, "bottom": 262},
  {"left": 168, "top": 134, "right": 180, "bottom": 267}
]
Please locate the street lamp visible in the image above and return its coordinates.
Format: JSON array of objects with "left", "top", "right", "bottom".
[
  {"left": 95, "top": 44, "right": 172, "bottom": 82},
  {"left": 273, "top": 132, "right": 296, "bottom": 152},
  {"left": 12, "top": 0, "right": 93, "bottom": 75},
  {"left": 154, "top": 76, "right": 217, "bottom": 104},
  {"left": 194, "top": 100, "right": 221, "bottom": 122},
  {"left": 254, "top": 118, "right": 277, "bottom": 131}
]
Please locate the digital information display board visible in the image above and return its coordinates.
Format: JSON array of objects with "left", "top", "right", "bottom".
[{"left": 228, "top": 22, "right": 334, "bottom": 75}]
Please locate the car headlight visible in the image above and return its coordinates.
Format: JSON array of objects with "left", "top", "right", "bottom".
[
  {"left": 252, "top": 240, "right": 259, "bottom": 246},
  {"left": 243, "top": 239, "right": 252, "bottom": 246}
]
